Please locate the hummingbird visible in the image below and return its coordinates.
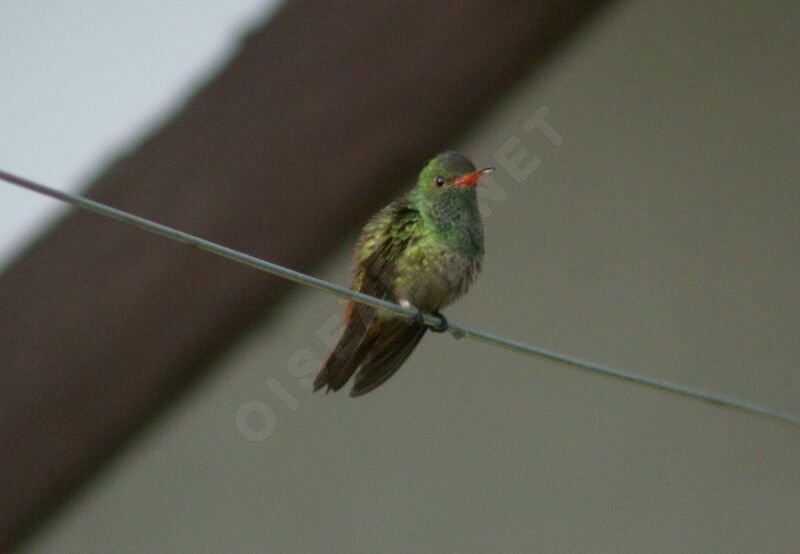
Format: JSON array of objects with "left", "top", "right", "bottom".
[{"left": 313, "top": 151, "right": 493, "bottom": 396}]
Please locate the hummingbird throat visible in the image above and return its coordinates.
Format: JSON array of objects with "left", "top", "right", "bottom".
[{"left": 414, "top": 188, "right": 483, "bottom": 256}]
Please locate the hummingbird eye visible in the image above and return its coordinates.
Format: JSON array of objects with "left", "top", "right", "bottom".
[{"left": 435, "top": 175, "right": 445, "bottom": 187}]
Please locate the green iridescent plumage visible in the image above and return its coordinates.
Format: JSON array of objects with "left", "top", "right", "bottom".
[{"left": 314, "top": 151, "right": 491, "bottom": 396}]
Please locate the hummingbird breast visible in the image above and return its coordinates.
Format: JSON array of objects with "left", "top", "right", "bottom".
[{"left": 393, "top": 244, "right": 481, "bottom": 313}]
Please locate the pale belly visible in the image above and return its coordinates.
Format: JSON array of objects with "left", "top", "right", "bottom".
[{"left": 392, "top": 250, "right": 480, "bottom": 312}]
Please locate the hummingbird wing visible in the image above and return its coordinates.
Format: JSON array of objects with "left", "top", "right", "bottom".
[{"left": 313, "top": 198, "right": 424, "bottom": 394}]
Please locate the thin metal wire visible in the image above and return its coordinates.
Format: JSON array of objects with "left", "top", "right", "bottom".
[{"left": 2, "top": 168, "right": 798, "bottom": 428}]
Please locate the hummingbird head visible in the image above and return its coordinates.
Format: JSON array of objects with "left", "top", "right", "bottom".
[
  {"left": 412, "top": 152, "right": 491, "bottom": 247},
  {"left": 415, "top": 151, "right": 493, "bottom": 198}
]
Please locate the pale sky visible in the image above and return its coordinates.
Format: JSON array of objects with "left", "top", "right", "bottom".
[{"left": 0, "top": 0, "right": 282, "bottom": 271}]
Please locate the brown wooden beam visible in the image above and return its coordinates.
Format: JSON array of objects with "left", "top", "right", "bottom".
[{"left": 0, "top": 0, "right": 607, "bottom": 547}]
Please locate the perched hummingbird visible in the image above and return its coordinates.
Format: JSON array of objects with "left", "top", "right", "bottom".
[{"left": 313, "top": 151, "right": 493, "bottom": 396}]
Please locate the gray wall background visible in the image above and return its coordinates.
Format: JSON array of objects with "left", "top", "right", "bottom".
[{"left": 24, "top": 1, "right": 799, "bottom": 552}]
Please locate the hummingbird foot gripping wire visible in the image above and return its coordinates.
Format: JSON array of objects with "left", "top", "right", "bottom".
[{"left": 415, "top": 310, "right": 449, "bottom": 333}]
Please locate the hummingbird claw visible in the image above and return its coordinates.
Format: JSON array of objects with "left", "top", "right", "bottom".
[
  {"left": 412, "top": 309, "right": 448, "bottom": 332},
  {"left": 429, "top": 311, "right": 449, "bottom": 333}
]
